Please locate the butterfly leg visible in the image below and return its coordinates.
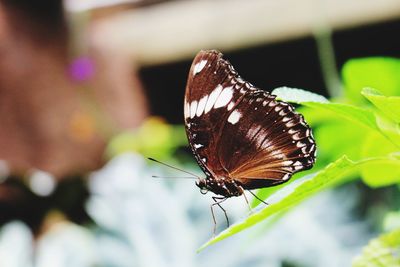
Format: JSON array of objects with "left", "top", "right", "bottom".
[
  {"left": 242, "top": 192, "right": 253, "bottom": 214},
  {"left": 211, "top": 196, "right": 229, "bottom": 237},
  {"left": 248, "top": 190, "right": 269, "bottom": 206}
]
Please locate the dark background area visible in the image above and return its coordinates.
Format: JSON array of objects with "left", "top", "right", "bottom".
[{"left": 140, "top": 18, "right": 400, "bottom": 124}]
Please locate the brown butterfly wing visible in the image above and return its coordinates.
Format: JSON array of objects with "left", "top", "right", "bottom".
[
  {"left": 184, "top": 50, "right": 316, "bottom": 191},
  {"left": 217, "top": 89, "right": 316, "bottom": 190},
  {"left": 184, "top": 50, "right": 255, "bottom": 179}
]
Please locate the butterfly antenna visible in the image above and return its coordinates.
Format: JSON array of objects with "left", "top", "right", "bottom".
[
  {"left": 151, "top": 175, "right": 198, "bottom": 179},
  {"left": 148, "top": 158, "right": 201, "bottom": 179}
]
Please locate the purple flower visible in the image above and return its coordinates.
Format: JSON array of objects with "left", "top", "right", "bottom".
[{"left": 68, "top": 57, "right": 95, "bottom": 82}]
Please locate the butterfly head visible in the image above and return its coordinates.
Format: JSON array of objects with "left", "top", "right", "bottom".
[{"left": 195, "top": 178, "right": 209, "bottom": 194}]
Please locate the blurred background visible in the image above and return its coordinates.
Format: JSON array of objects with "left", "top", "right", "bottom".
[{"left": 0, "top": 0, "right": 400, "bottom": 266}]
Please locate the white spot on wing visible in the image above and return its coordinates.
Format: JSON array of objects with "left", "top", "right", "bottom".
[
  {"left": 193, "top": 60, "right": 207, "bottom": 75},
  {"left": 204, "top": 85, "right": 223, "bottom": 114},
  {"left": 283, "top": 173, "right": 291, "bottom": 180},
  {"left": 194, "top": 143, "right": 204, "bottom": 149},
  {"left": 190, "top": 100, "right": 198, "bottom": 119},
  {"left": 184, "top": 101, "right": 190, "bottom": 119},
  {"left": 227, "top": 110, "right": 242, "bottom": 124},
  {"left": 214, "top": 86, "right": 233, "bottom": 108},
  {"left": 279, "top": 109, "right": 288, "bottom": 116},
  {"left": 293, "top": 165, "right": 303, "bottom": 171},
  {"left": 296, "top": 141, "right": 306, "bottom": 148},
  {"left": 293, "top": 132, "right": 303, "bottom": 140},
  {"left": 227, "top": 102, "right": 234, "bottom": 111},
  {"left": 283, "top": 160, "right": 293, "bottom": 166},
  {"left": 196, "top": 95, "right": 208, "bottom": 117},
  {"left": 286, "top": 121, "right": 296, "bottom": 127}
]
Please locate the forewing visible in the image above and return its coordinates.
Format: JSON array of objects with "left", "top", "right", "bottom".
[{"left": 184, "top": 50, "right": 255, "bottom": 178}]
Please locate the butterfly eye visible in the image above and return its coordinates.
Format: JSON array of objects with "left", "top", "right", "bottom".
[
  {"left": 196, "top": 179, "right": 209, "bottom": 194},
  {"left": 200, "top": 188, "right": 209, "bottom": 195}
]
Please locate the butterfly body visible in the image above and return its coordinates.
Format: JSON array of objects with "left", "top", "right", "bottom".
[
  {"left": 196, "top": 177, "right": 244, "bottom": 197},
  {"left": 184, "top": 50, "right": 316, "bottom": 198}
]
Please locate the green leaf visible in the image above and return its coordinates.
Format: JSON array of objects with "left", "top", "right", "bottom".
[
  {"left": 352, "top": 229, "right": 400, "bottom": 267},
  {"left": 295, "top": 105, "right": 336, "bottom": 126},
  {"left": 342, "top": 57, "right": 400, "bottom": 104},
  {"left": 272, "top": 87, "right": 329, "bottom": 103},
  {"left": 314, "top": 121, "right": 367, "bottom": 162},
  {"left": 360, "top": 131, "right": 400, "bottom": 187},
  {"left": 362, "top": 87, "right": 400, "bottom": 123},
  {"left": 375, "top": 113, "right": 400, "bottom": 148},
  {"left": 271, "top": 87, "right": 378, "bottom": 131},
  {"left": 198, "top": 156, "right": 400, "bottom": 252},
  {"left": 361, "top": 157, "right": 400, "bottom": 188},
  {"left": 302, "top": 102, "right": 378, "bottom": 131}
]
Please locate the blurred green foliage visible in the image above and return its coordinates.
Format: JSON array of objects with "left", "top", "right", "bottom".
[
  {"left": 352, "top": 229, "right": 400, "bottom": 267},
  {"left": 106, "top": 117, "right": 187, "bottom": 160},
  {"left": 343, "top": 57, "right": 400, "bottom": 104}
]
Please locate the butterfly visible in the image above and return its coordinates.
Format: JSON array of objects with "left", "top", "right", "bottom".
[{"left": 184, "top": 50, "right": 316, "bottom": 210}]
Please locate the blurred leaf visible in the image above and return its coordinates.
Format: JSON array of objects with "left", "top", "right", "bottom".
[
  {"left": 352, "top": 229, "right": 400, "bottom": 267},
  {"left": 199, "top": 156, "right": 400, "bottom": 252},
  {"left": 106, "top": 117, "right": 187, "bottom": 159},
  {"left": 361, "top": 159, "right": 400, "bottom": 187},
  {"left": 314, "top": 121, "right": 366, "bottom": 163},
  {"left": 362, "top": 87, "right": 400, "bottom": 123},
  {"left": 272, "top": 87, "right": 329, "bottom": 103},
  {"left": 302, "top": 102, "right": 378, "bottom": 131},
  {"left": 342, "top": 57, "right": 400, "bottom": 104},
  {"left": 295, "top": 105, "right": 335, "bottom": 126},
  {"left": 375, "top": 114, "right": 400, "bottom": 148},
  {"left": 361, "top": 132, "right": 400, "bottom": 187}
]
